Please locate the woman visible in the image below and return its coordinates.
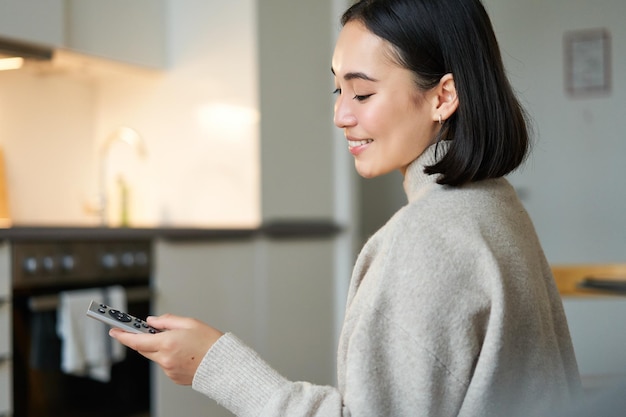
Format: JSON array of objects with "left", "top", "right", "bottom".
[{"left": 111, "top": 0, "right": 582, "bottom": 416}]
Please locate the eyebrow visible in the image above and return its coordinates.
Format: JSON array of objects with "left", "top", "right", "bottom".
[{"left": 331, "top": 67, "right": 379, "bottom": 82}]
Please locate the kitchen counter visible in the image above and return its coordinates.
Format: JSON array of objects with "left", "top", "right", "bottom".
[
  {"left": 0, "top": 220, "right": 341, "bottom": 242},
  {"left": 552, "top": 264, "right": 626, "bottom": 296}
]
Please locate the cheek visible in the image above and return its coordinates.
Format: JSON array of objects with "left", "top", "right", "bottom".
[
  {"left": 389, "top": 109, "right": 437, "bottom": 159},
  {"left": 377, "top": 110, "right": 414, "bottom": 142},
  {"left": 398, "top": 100, "right": 435, "bottom": 140},
  {"left": 359, "top": 104, "right": 391, "bottom": 135}
]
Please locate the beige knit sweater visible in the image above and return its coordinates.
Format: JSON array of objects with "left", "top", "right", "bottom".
[{"left": 192, "top": 142, "right": 582, "bottom": 417}]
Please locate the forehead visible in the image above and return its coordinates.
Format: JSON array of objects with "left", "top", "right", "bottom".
[{"left": 332, "top": 21, "right": 396, "bottom": 78}]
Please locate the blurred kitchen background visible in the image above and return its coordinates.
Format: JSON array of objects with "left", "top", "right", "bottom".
[{"left": 0, "top": 0, "right": 624, "bottom": 416}]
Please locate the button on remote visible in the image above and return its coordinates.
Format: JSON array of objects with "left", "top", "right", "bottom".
[{"left": 86, "top": 300, "right": 161, "bottom": 334}]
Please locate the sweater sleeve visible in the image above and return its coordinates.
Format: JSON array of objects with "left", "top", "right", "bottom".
[{"left": 192, "top": 333, "right": 345, "bottom": 417}]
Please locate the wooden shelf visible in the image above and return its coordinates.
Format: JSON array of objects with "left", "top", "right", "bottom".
[{"left": 552, "top": 264, "right": 626, "bottom": 296}]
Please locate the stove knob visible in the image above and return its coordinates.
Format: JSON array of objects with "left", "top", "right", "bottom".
[
  {"left": 121, "top": 252, "right": 135, "bottom": 268},
  {"left": 134, "top": 251, "right": 149, "bottom": 267},
  {"left": 42, "top": 256, "right": 56, "bottom": 273},
  {"left": 61, "top": 254, "right": 76, "bottom": 272},
  {"left": 101, "top": 253, "right": 118, "bottom": 270},
  {"left": 23, "top": 257, "right": 38, "bottom": 274}
]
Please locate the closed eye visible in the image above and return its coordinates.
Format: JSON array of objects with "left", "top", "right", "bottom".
[{"left": 353, "top": 94, "right": 373, "bottom": 102}]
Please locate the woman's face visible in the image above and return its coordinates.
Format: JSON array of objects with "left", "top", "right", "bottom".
[{"left": 332, "top": 21, "right": 440, "bottom": 178}]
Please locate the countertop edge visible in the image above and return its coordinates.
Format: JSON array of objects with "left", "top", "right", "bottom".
[{"left": 0, "top": 220, "right": 342, "bottom": 242}]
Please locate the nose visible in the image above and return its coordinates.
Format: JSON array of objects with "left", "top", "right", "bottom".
[{"left": 333, "top": 94, "right": 356, "bottom": 128}]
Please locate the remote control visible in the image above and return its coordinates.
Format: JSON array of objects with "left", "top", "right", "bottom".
[{"left": 86, "top": 300, "right": 161, "bottom": 334}]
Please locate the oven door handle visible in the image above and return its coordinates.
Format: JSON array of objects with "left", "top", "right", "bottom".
[{"left": 28, "top": 286, "right": 153, "bottom": 312}]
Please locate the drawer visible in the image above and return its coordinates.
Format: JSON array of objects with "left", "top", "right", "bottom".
[
  {"left": 0, "top": 301, "right": 9, "bottom": 356},
  {"left": 0, "top": 358, "right": 11, "bottom": 416}
]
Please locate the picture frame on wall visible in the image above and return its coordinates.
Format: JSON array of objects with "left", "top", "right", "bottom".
[{"left": 564, "top": 28, "right": 611, "bottom": 96}]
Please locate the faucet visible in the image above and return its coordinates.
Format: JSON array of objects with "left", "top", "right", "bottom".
[{"left": 97, "top": 126, "right": 147, "bottom": 226}]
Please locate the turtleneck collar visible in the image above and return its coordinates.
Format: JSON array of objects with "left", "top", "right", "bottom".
[{"left": 402, "top": 141, "right": 450, "bottom": 202}]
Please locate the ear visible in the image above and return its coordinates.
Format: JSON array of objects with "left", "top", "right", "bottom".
[{"left": 431, "top": 73, "right": 458, "bottom": 124}]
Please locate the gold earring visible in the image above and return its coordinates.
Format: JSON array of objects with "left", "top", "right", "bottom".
[{"left": 438, "top": 114, "right": 443, "bottom": 125}]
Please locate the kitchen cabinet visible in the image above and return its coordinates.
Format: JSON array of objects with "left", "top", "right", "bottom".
[
  {"left": 65, "top": 0, "right": 168, "bottom": 68},
  {"left": 0, "top": 242, "right": 12, "bottom": 417},
  {"left": 153, "top": 234, "right": 336, "bottom": 417},
  {"left": 0, "top": 0, "right": 64, "bottom": 46},
  {"left": 154, "top": 238, "right": 257, "bottom": 417}
]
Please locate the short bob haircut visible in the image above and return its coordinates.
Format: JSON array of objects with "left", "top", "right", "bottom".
[{"left": 341, "top": 0, "right": 530, "bottom": 186}]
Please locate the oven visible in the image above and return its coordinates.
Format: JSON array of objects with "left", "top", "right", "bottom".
[{"left": 11, "top": 239, "right": 154, "bottom": 417}]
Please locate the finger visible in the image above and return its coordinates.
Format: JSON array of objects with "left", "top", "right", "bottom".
[
  {"left": 109, "top": 328, "right": 160, "bottom": 352},
  {"left": 146, "top": 313, "right": 196, "bottom": 330}
]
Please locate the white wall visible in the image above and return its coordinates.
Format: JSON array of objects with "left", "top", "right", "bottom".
[
  {"left": 0, "top": 68, "right": 96, "bottom": 224},
  {"left": 0, "top": 0, "right": 260, "bottom": 228},
  {"left": 93, "top": 0, "right": 260, "bottom": 228},
  {"left": 483, "top": 0, "right": 626, "bottom": 264},
  {"left": 258, "top": 0, "right": 337, "bottom": 221}
]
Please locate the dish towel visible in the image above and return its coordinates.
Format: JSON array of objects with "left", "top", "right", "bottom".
[{"left": 56, "top": 285, "right": 127, "bottom": 382}]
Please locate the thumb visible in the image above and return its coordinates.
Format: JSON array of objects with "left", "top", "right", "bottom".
[{"left": 146, "top": 313, "right": 194, "bottom": 330}]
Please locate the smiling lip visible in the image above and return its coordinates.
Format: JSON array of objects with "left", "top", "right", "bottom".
[{"left": 347, "top": 138, "right": 373, "bottom": 156}]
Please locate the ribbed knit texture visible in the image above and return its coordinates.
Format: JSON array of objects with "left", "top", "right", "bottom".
[
  {"left": 192, "top": 333, "right": 287, "bottom": 417},
  {"left": 192, "top": 142, "right": 582, "bottom": 417}
]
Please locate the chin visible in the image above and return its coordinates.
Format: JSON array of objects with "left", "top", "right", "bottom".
[{"left": 355, "top": 162, "right": 385, "bottom": 179}]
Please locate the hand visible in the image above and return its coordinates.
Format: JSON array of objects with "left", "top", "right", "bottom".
[{"left": 109, "top": 314, "right": 224, "bottom": 385}]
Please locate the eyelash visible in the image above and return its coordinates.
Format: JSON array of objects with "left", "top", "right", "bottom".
[
  {"left": 332, "top": 88, "right": 372, "bottom": 102},
  {"left": 354, "top": 94, "right": 372, "bottom": 102}
]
